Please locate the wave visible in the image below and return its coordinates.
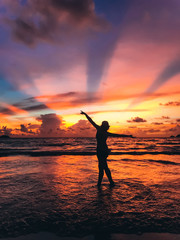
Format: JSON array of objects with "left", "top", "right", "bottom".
[
  {"left": 42, "top": 143, "right": 71, "bottom": 147},
  {"left": 147, "top": 159, "right": 179, "bottom": 165},
  {"left": 158, "top": 142, "right": 180, "bottom": 145},
  {"left": 121, "top": 158, "right": 179, "bottom": 165},
  {"left": 0, "top": 150, "right": 180, "bottom": 157}
]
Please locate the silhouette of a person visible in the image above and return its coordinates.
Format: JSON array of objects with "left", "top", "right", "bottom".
[{"left": 81, "top": 111, "right": 133, "bottom": 187}]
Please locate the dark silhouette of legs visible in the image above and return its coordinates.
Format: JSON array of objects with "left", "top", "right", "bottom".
[
  {"left": 104, "top": 166, "right": 114, "bottom": 184},
  {"left": 98, "top": 164, "right": 104, "bottom": 186},
  {"left": 97, "top": 152, "right": 114, "bottom": 186}
]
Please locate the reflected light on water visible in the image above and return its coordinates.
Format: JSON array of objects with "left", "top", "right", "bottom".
[{"left": 0, "top": 154, "right": 179, "bottom": 237}]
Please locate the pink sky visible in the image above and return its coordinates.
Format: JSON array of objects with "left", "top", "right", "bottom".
[{"left": 0, "top": 0, "right": 179, "bottom": 137}]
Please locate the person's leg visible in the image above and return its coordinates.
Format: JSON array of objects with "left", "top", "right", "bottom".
[
  {"left": 104, "top": 166, "right": 114, "bottom": 185},
  {"left": 104, "top": 159, "right": 114, "bottom": 185},
  {"left": 97, "top": 153, "right": 104, "bottom": 186},
  {"left": 97, "top": 163, "right": 104, "bottom": 186}
]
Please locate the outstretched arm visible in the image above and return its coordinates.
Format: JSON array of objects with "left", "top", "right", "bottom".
[
  {"left": 80, "top": 111, "right": 99, "bottom": 129},
  {"left": 108, "top": 132, "right": 134, "bottom": 138}
]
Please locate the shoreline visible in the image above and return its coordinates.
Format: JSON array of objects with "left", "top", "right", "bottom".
[{"left": 1, "top": 232, "right": 180, "bottom": 240}]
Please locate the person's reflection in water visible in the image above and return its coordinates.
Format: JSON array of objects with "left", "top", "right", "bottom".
[
  {"left": 81, "top": 111, "right": 133, "bottom": 187},
  {"left": 97, "top": 183, "right": 114, "bottom": 209}
]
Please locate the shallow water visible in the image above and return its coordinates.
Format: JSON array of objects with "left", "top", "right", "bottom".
[{"left": 0, "top": 153, "right": 180, "bottom": 237}]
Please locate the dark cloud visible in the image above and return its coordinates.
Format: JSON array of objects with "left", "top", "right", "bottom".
[
  {"left": 13, "top": 18, "right": 38, "bottom": 46},
  {"left": 127, "top": 117, "right": 147, "bottom": 123},
  {"left": 7, "top": 0, "right": 106, "bottom": 46},
  {"left": 14, "top": 98, "right": 50, "bottom": 113},
  {"left": 0, "top": 126, "right": 12, "bottom": 135},
  {"left": 160, "top": 101, "right": 180, "bottom": 107},
  {"left": 20, "top": 124, "right": 36, "bottom": 134},
  {"left": 51, "top": 0, "right": 96, "bottom": 20},
  {"left": 176, "top": 119, "right": 180, "bottom": 122},
  {"left": 161, "top": 116, "right": 170, "bottom": 119},
  {"left": 20, "top": 124, "right": 28, "bottom": 133},
  {"left": 0, "top": 106, "right": 15, "bottom": 115},
  {"left": 155, "top": 116, "right": 170, "bottom": 120},
  {"left": 152, "top": 122, "right": 164, "bottom": 125},
  {"left": 22, "top": 104, "right": 49, "bottom": 112},
  {"left": 14, "top": 97, "right": 42, "bottom": 108},
  {"left": 37, "top": 113, "right": 64, "bottom": 136},
  {"left": 0, "top": 101, "right": 49, "bottom": 116}
]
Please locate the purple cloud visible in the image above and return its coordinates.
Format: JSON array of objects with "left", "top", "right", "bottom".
[
  {"left": 6, "top": 0, "right": 105, "bottom": 46},
  {"left": 37, "top": 113, "right": 64, "bottom": 136}
]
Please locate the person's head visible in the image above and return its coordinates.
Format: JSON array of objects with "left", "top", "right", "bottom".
[{"left": 101, "top": 121, "right": 110, "bottom": 131}]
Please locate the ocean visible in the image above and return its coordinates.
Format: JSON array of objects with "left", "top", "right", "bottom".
[
  {"left": 0, "top": 137, "right": 180, "bottom": 238},
  {"left": 0, "top": 137, "right": 180, "bottom": 156}
]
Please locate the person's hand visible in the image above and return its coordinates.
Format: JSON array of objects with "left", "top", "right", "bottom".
[{"left": 80, "top": 110, "right": 86, "bottom": 115}]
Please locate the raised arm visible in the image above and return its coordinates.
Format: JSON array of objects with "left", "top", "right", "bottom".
[
  {"left": 108, "top": 132, "right": 134, "bottom": 138},
  {"left": 80, "top": 111, "right": 99, "bottom": 129}
]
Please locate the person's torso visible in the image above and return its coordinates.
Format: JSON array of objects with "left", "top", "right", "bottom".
[{"left": 96, "top": 128, "right": 108, "bottom": 151}]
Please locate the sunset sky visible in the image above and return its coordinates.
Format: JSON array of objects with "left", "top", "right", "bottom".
[{"left": 0, "top": 0, "right": 180, "bottom": 137}]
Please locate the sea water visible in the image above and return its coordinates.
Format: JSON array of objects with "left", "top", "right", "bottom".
[
  {"left": 0, "top": 137, "right": 180, "bottom": 156},
  {"left": 0, "top": 137, "right": 179, "bottom": 237}
]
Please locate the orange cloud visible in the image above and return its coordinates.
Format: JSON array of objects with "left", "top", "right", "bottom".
[{"left": 66, "top": 119, "right": 96, "bottom": 137}]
